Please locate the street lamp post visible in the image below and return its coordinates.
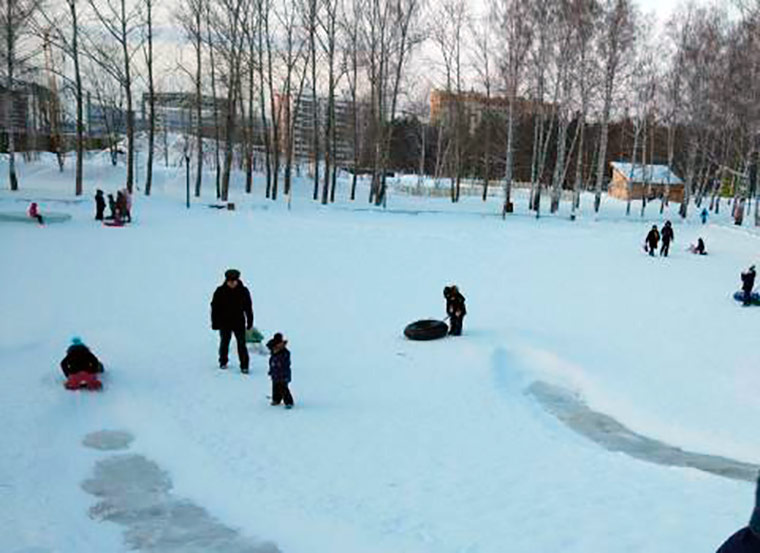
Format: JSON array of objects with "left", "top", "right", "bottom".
[{"left": 185, "top": 152, "right": 191, "bottom": 209}]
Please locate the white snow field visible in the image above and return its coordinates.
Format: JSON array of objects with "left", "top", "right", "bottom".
[{"left": 1, "top": 152, "right": 760, "bottom": 553}]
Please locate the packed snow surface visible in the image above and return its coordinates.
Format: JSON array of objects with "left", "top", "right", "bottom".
[{"left": 1, "top": 152, "right": 760, "bottom": 553}]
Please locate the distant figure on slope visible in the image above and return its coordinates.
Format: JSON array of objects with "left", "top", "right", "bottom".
[
  {"left": 211, "top": 269, "right": 253, "bottom": 373},
  {"left": 701, "top": 207, "right": 709, "bottom": 224},
  {"left": 95, "top": 189, "right": 106, "bottom": 221},
  {"left": 28, "top": 202, "right": 44, "bottom": 225},
  {"left": 107, "top": 193, "right": 117, "bottom": 220},
  {"left": 115, "top": 191, "right": 130, "bottom": 223},
  {"left": 645, "top": 225, "right": 660, "bottom": 257},
  {"left": 689, "top": 237, "right": 707, "bottom": 255},
  {"left": 121, "top": 187, "right": 132, "bottom": 222},
  {"left": 444, "top": 285, "right": 467, "bottom": 336},
  {"left": 267, "top": 333, "right": 294, "bottom": 409},
  {"left": 61, "top": 337, "right": 104, "bottom": 390},
  {"left": 741, "top": 265, "right": 757, "bottom": 306},
  {"left": 660, "top": 220, "right": 674, "bottom": 257},
  {"left": 715, "top": 472, "right": 760, "bottom": 552}
]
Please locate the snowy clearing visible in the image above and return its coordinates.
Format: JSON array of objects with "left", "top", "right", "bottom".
[{"left": 1, "top": 155, "right": 759, "bottom": 553}]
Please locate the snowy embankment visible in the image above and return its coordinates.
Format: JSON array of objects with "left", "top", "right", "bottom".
[{"left": 1, "top": 152, "right": 759, "bottom": 553}]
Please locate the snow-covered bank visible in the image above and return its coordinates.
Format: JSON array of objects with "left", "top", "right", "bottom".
[{"left": 1, "top": 156, "right": 759, "bottom": 553}]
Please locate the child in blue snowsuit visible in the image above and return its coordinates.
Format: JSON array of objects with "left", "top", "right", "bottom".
[{"left": 267, "top": 333, "right": 294, "bottom": 408}]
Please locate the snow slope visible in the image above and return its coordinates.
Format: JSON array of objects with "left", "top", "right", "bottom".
[{"left": 1, "top": 154, "right": 759, "bottom": 553}]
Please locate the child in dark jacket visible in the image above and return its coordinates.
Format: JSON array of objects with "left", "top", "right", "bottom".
[{"left": 267, "top": 333, "right": 293, "bottom": 408}]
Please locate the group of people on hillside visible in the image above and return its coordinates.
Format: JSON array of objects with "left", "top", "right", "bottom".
[
  {"left": 95, "top": 188, "right": 132, "bottom": 225},
  {"left": 210, "top": 269, "right": 293, "bottom": 408},
  {"left": 645, "top": 221, "right": 708, "bottom": 257},
  {"left": 644, "top": 221, "right": 676, "bottom": 257}
]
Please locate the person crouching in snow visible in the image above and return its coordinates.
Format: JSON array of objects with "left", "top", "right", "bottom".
[
  {"left": 741, "top": 265, "right": 757, "bottom": 306},
  {"left": 211, "top": 269, "right": 253, "bottom": 373},
  {"left": 267, "top": 333, "right": 293, "bottom": 409},
  {"left": 689, "top": 238, "right": 707, "bottom": 255},
  {"left": 61, "top": 337, "right": 104, "bottom": 390},
  {"left": 715, "top": 471, "right": 760, "bottom": 552},
  {"left": 28, "top": 202, "right": 44, "bottom": 225},
  {"left": 645, "top": 225, "right": 659, "bottom": 256},
  {"left": 444, "top": 285, "right": 467, "bottom": 336}
]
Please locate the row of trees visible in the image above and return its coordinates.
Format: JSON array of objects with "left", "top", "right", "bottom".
[{"left": 2, "top": 0, "right": 760, "bottom": 221}]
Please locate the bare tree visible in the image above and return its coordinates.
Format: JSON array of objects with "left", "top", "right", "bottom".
[
  {"left": 86, "top": 0, "right": 143, "bottom": 193},
  {"left": 592, "top": 0, "right": 635, "bottom": 213},
  {"left": 142, "top": 0, "right": 156, "bottom": 195},
  {"left": 176, "top": 0, "right": 204, "bottom": 196},
  {"left": 0, "top": 0, "right": 42, "bottom": 190}
]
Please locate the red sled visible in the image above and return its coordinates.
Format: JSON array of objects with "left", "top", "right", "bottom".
[{"left": 64, "top": 371, "right": 103, "bottom": 391}]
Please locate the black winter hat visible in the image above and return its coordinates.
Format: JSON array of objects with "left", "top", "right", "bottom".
[
  {"left": 266, "top": 332, "right": 287, "bottom": 351},
  {"left": 224, "top": 269, "right": 241, "bottom": 281}
]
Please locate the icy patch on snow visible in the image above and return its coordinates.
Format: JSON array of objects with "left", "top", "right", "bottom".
[
  {"left": 82, "top": 454, "right": 279, "bottom": 553},
  {"left": 82, "top": 430, "right": 135, "bottom": 451},
  {"left": 528, "top": 380, "right": 760, "bottom": 482}
]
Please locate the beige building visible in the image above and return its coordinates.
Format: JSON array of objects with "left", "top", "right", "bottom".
[
  {"left": 608, "top": 161, "right": 684, "bottom": 201},
  {"left": 429, "top": 89, "right": 551, "bottom": 133}
]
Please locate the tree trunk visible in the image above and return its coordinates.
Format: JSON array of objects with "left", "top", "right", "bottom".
[{"left": 144, "top": 0, "right": 155, "bottom": 196}]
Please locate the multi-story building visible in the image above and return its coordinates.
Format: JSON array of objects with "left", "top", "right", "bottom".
[
  {"left": 275, "top": 91, "right": 365, "bottom": 167},
  {"left": 430, "top": 89, "right": 552, "bottom": 133},
  {"left": 140, "top": 92, "right": 231, "bottom": 134}
]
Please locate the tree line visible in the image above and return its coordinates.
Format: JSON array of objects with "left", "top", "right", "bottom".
[{"left": 1, "top": 0, "right": 759, "bottom": 220}]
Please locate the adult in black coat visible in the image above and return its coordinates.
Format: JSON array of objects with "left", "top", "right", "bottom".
[
  {"left": 645, "top": 225, "right": 660, "bottom": 257},
  {"left": 211, "top": 269, "right": 253, "bottom": 372},
  {"left": 444, "top": 285, "right": 467, "bottom": 336},
  {"left": 60, "top": 338, "right": 104, "bottom": 378},
  {"left": 715, "top": 472, "right": 760, "bottom": 552},
  {"left": 741, "top": 265, "right": 757, "bottom": 306},
  {"left": 660, "top": 220, "right": 674, "bottom": 257},
  {"left": 95, "top": 189, "right": 106, "bottom": 221},
  {"left": 267, "top": 333, "right": 293, "bottom": 408}
]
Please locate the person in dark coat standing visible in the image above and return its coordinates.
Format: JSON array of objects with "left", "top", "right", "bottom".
[
  {"left": 444, "top": 285, "right": 467, "bottom": 336},
  {"left": 741, "top": 265, "right": 757, "bottom": 306},
  {"left": 660, "top": 220, "right": 674, "bottom": 257},
  {"left": 95, "top": 189, "right": 106, "bottom": 221},
  {"left": 211, "top": 269, "right": 253, "bottom": 373},
  {"left": 107, "top": 194, "right": 117, "bottom": 220},
  {"left": 645, "top": 225, "right": 660, "bottom": 256},
  {"left": 715, "top": 472, "right": 760, "bottom": 552},
  {"left": 267, "top": 333, "right": 293, "bottom": 408},
  {"left": 60, "top": 337, "right": 104, "bottom": 378}
]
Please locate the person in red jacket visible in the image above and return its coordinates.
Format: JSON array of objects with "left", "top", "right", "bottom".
[{"left": 28, "top": 202, "right": 44, "bottom": 225}]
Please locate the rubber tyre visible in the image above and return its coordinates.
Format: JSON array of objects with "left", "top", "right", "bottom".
[
  {"left": 404, "top": 319, "right": 448, "bottom": 341},
  {"left": 734, "top": 291, "right": 760, "bottom": 305}
]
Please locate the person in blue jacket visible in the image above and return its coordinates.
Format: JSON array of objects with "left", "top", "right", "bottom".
[
  {"left": 701, "top": 207, "right": 709, "bottom": 224},
  {"left": 716, "top": 472, "right": 760, "bottom": 552},
  {"left": 267, "top": 333, "right": 293, "bottom": 409}
]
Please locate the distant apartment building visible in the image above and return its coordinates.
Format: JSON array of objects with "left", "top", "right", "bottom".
[
  {"left": 430, "top": 89, "right": 552, "bottom": 133},
  {"left": 140, "top": 92, "right": 231, "bottom": 134},
  {"left": 0, "top": 80, "right": 57, "bottom": 139},
  {"left": 275, "top": 91, "right": 366, "bottom": 166}
]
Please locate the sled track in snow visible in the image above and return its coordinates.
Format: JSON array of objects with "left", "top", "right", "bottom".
[
  {"left": 528, "top": 381, "right": 760, "bottom": 483},
  {"left": 81, "top": 430, "right": 279, "bottom": 553}
]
